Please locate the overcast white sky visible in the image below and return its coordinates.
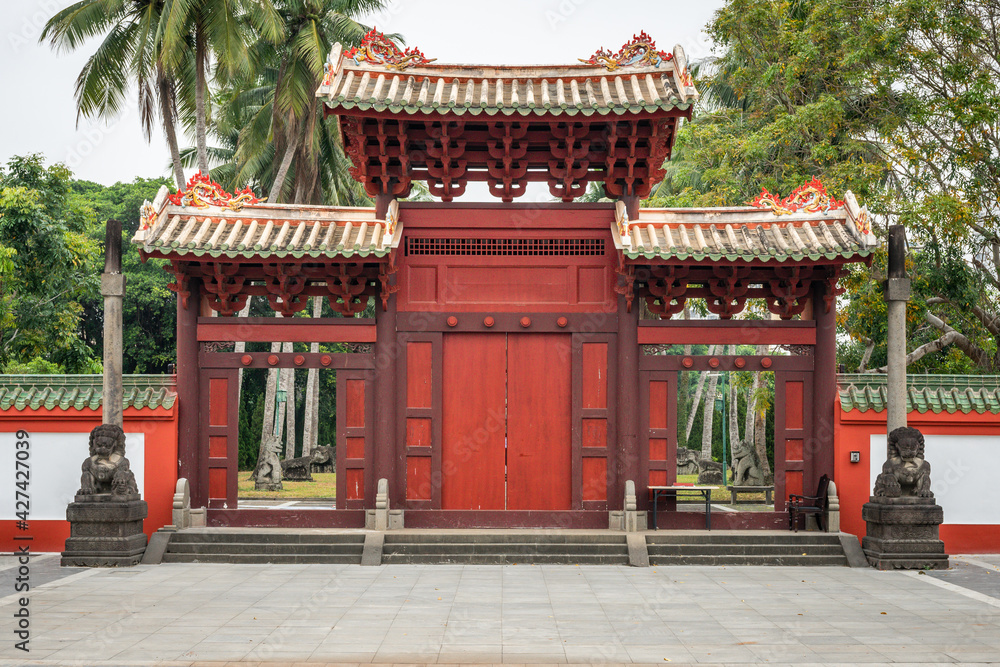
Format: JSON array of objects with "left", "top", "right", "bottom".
[{"left": 1, "top": 0, "right": 723, "bottom": 199}]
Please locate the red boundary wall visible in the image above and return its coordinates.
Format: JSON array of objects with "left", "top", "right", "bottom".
[
  {"left": 835, "top": 405, "right": 1000, "bottom": 554},
  {"left": 0, "top": 406, "right": 178, "bottom": 553}
]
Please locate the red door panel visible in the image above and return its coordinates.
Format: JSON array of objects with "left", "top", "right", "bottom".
[
  {"left": 441, "top": 333, "right": 507, "bottom": 509},
  {"left": 507, "top": 333, "right": 572, "bottom": 510}
]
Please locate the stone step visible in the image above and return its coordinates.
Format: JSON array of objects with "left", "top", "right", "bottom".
[
  {"left": 161, "top": 553, "right": 362, "bottom": 565},
  {"left": 383, "top": 533, "right": 627, "bottom": 545},
  {"left": 169, "top": 532, "right": 365, "bottom": 545},
  {"left": 646, "top": 532, "right": 838, "bottom": 545},
  {"left": 380, "top": 553, "right": 630, "bottom": 565},
  {"left": 167, "top": 542, "right": 366, "bottom": 556},
  {"left": 648, "top": 554, "right": 848, "bottom": 566},
  {"left": 382, "top": 542, "right": 628, "bottom": 556},
  {"left": 647, "top": 543, "right": 845, "bottom": 557}
]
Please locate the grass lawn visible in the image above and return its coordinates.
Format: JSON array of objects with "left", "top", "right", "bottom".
[
  {"left": 675, "top": 473, "right": 772, "bottom": 504},
  {"left": 237, "top": 471, "right": 337, "bottom": 499}
]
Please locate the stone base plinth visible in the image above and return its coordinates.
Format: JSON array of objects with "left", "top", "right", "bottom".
[
  {"left": 62, "top": 495, "right": 148, "bottom": 567},
  {"left": 862, "top": 496, "right": 948, "bottom": 570}
]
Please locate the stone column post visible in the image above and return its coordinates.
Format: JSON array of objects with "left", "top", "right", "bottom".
[
  {"left": 102, "top": 220, "right": 125, "bottom": 428},
  {"left": 884, "top": 225, "right": 910, "bottom": 436}
]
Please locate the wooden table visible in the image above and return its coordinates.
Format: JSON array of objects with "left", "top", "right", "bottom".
[{"left": 648, "top": 485, "right": 719, "bottom": 530}]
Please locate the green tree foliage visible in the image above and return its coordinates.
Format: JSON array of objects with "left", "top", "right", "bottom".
[
  {"left": 71, "top": 176, "right": 178, "bottom": 373},
  {"left": 160, "top": 0, "right": 285, "bottom": 175},
  {"left": 650, "top": 0, "right": 892, "bottom": 210},
  {"left": 656, "top": 0, "right": 999, "bottom": 373},
  {"left": 203, "top": 0, "right": 381, "bottom": 206},
  {"left": 41, "top": 0, "right": 190, "bottom": 188},
  {"left": 0, "top": 155, "right": 100, "bottom": 372},
  {"left": 840, "top": 0, "right": 1000, "bottom": 372}
]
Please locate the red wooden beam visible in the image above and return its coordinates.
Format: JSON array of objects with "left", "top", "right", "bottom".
[
  {"left": 637, "top": 321, "right": 816, "bottom": 346},
  {"left": 197, "top": 317, "right": 376, "bottom": 343}
]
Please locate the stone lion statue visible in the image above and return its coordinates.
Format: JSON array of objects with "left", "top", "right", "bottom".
[
  {"left": 874, "top": 426, "right": 933, "bottom": 498},
  {"left": 731, "top": 437, "right": 764, "bottom": 486},
  {"left": 254, "top": 434, "right": 283, "bottom": 491},
  {"left": 78, "top": 424, "right": 138, "bottom": 497}
]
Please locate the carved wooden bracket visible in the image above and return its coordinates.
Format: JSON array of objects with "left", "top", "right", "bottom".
[
  {"left": 425, "top": 120, "right": 467, "bottom": 200},
  {"left": 487, "top": 122, "right": 529, "bottom": 201},
  {"left": 263, "top": 263, "right": 309, "bottom": 316},
  {"left": 765, "top": 266, "right": 813, "bottom": 319},
  {"left": 706, "top": 265, "right": 752, "bottom": 319},
  {"left": 378, "top": 256, "right": 399, "bottom": 310},
  {"left": 645, "top": 265, "right": 689, "bottom": 317},
  {"left": 824, "top": 265, "right": 848, "bottom": 312},
  {"left": 202, "top": 262, "right": 248, "bottom": 316},
  {"left": 614, "top": 256, "right": 636, "bottom": 311},
  {"left": 548, "top": 122, "right": 590, "bottom": 201},
  {"left": 326, "top": 263, "right": 370, "bottom": 316},
  {"left": 164, "top": 260, "right": 191, "bottom": 309}
]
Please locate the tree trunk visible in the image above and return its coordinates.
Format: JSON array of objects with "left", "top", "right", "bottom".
[
  {"left": 294, "top": 97, "right": 321, "bottom": 205},
  {"left": 677, "top": 308, "right": 692, "bottom": 446},
  {"left": 252, "top": 340, "right": 282, "bottom": 477},
  {"left": 742, "top": 350, "right": 758, "bottom": 450},
  {"left": 269, "top": 117, "right": 299, "bottom": 204},
  {"left": 194, "top": 24, "right": 210, "bottom": 175},
  {"left": 301, "top": 297, "right": 322, "bottom": 457},
  {"left": 685, "top": 344, "right": 717, "bottom": 443},
  {"left": 700, "top": 372, "right": 719, "bottom": 460},
  {"left": 753, "top": 344, "right": 772, "bottom": 481},
  {"left": 280, "top": 341, "right": 296, "bottom": 459},
  {"left": 234, "top": 298, "right": 253, "bottom": 421},
  {"left": 728, "top": 346, "right": 740, "bottom": 466},
  {"left": 156, "top": 67, "right": 186, "bottom": 189}
]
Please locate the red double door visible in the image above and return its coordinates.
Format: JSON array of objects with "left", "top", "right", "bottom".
[{"left": 442, "top": 332, "right": 572, "bottom": 510}]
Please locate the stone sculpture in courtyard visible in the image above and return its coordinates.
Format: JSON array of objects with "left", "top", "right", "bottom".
[
  {"left": 281, "top": 455, "right": 315, "bottom": 481},
  {"left": 675, "top": 446, "right": 700, "bottom": 475},
  {"left": 310, "top": 445, "right": 335, "bottom": 473},
  {"left": 872, "top": 426, "right": 933, "bottom": 498},
  {"left": 697, "top": 459, "right": 724, "bottom": 485},
  {"left": 862, "top": 425, "right": 947, "bottom": 570},
  {"left": 254, "top": 434, "right": 284, "bottom": 491},
  {"left": 730, "top": 438, "right": 764, "bottom": 487},
  {"left": 62, "top": 423, "right": 148, "bottom": 566},
  {"left": 78, "top": 423, "right": 139, "bottom": 497}
]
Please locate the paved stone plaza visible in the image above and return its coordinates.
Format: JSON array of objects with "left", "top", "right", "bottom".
[{"left": 1, "top": 554, "right": 999, "bottom": 665}]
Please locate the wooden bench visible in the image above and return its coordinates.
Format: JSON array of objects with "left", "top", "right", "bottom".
[{"left": 729, "top": 485, "right": 774, "bottom": 505}]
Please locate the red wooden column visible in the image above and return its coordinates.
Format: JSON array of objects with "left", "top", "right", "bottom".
[
  {"left": 616, "top": 194, "right": 642, "bottom": 511},
  {"left": 374, "top": 291, "right": 397, "bottom": 504},
  {"left": 811, "top": 281, "right": 837, "bottom": 492},
  {"left": 176, "top": 278, "right": 202, "bottom": 506},
  {"left": 374, "top": 194, "right": 398, "bottom": 504}
]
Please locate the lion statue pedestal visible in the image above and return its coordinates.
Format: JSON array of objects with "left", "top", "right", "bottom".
[
  {"left": 62, "top": 424, "right": 148, "bottom": 567},
  {"left": 862, "top": 426, "right": 948, "bottom": 570}
]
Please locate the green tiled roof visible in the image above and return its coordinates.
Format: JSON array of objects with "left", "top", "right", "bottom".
[
  {"left": 838, "top": 374, "right": 1000, "bottom": 414},
  {"left": 614, "top": 207, "right": 877, "bottom": 264},
  {"left": 318, "top": 59, "right": 696, "bottom": 118},
  {"left": 132, "top": 204, "right": 399, "bottom": 261},
  {"left": 0, "top": 375, "right": 177, "bottom": 411}
]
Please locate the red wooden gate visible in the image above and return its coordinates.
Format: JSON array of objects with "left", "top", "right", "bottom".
[
  {"left": 198, "top": 351, "right": 374, "bottom": 520},
  {"left": 401, "top": 329, "right": 613, "bottom": 513},
  {"left": 441, "top": 332, "right": 506, "bottom": 509},
  {"left": 774, "top": 371, "right": 813, "bottom": 507},
  {"left": 336, "top": 370, "right": 374, "bottom": 509},
  {"left": 506, "top": 333, "right": 572, "bottom": 510},
  {"left": 201, "top": 368, "right": 240, "bottom": 509},
  {"left": 641, "top": 370, "right": 678, "bottom": 494}
]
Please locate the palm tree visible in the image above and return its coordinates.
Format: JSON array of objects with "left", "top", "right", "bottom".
[
  {"left": 228, "top": 0, "right": 397, "bottom": 204},
  {"left": 41, "top": 0, "right": 188, "bottom": 188},
  {"left": 160, "top": 0, "right": 285, "bottom": 174}
]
